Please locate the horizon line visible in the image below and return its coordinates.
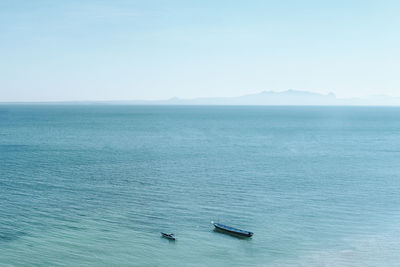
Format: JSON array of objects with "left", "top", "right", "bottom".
[{"left": 1, "top": 89, "right": 400, "bottom": 104}]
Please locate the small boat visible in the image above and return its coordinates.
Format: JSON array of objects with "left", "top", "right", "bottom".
[
  {"left": 212, "top": 222, "right": 253, "bottom": 237},
  {"left": 161, "top": 232, "right": 176, "bottom": 240}
]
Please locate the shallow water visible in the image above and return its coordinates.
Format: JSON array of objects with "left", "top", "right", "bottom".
[{"left": 1, "top": 105, "right": 399, "bottom": 266}]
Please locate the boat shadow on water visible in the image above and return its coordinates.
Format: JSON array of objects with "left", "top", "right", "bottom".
[
  {"left": 212, "top": 228, "right": 253, "bottom": 240},
  {"left": 160, "top": 236, "right": 177, "bottom": 243}
]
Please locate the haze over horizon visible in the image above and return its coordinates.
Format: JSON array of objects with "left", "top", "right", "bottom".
[
  {"left": 1, "top": 0, "right": 400, "bottom": 102},
  {"left": 4, "top": 89, "right": 400, "bottom": 106}
]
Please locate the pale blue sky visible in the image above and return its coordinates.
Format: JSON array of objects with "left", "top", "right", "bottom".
[{"left": 1, "top": 0, "right": 399, "bottom": 101}]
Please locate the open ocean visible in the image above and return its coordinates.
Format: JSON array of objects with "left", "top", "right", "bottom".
[{"left": 1, "top": 105, "right": 400, "bottom": 266}]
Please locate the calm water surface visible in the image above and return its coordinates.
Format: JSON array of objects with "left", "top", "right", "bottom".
[{"left": 1, "top": 106, "right": 400, "bottom": 266}]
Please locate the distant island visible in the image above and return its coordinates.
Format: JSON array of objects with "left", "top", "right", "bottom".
[
  {"left": 106, "top": 90, "right": 400, "bottom": 106},
  {"left": 3, "top": 90, "right": 400, "bottom": 106}
]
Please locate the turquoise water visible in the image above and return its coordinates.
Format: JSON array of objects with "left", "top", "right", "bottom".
[{"left": 1, "top": 105, "right": 400, "bottom": 266}]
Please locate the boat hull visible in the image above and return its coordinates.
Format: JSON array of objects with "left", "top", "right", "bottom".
[
  {"left": 161, "top": 232, "right": 176, "bottom": 240},
  {"left": 213, "top": 223, "right": 253, "bottom": 237}
]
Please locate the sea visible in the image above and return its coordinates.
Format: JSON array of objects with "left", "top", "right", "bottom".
[{"left": 0, "top": 105, "right": 399, "bottom": 266}]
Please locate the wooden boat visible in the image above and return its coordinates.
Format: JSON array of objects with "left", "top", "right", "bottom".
[
  {"left": 160, "top": 232, "right": 176, "bottom": 240},
  {"left": 212, "top": 222, "right": 253, "bottom": 237}
]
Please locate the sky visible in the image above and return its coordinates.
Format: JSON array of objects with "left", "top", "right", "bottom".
[{"left": 0, "top": 0, "right": 399, "bottom": 102}]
